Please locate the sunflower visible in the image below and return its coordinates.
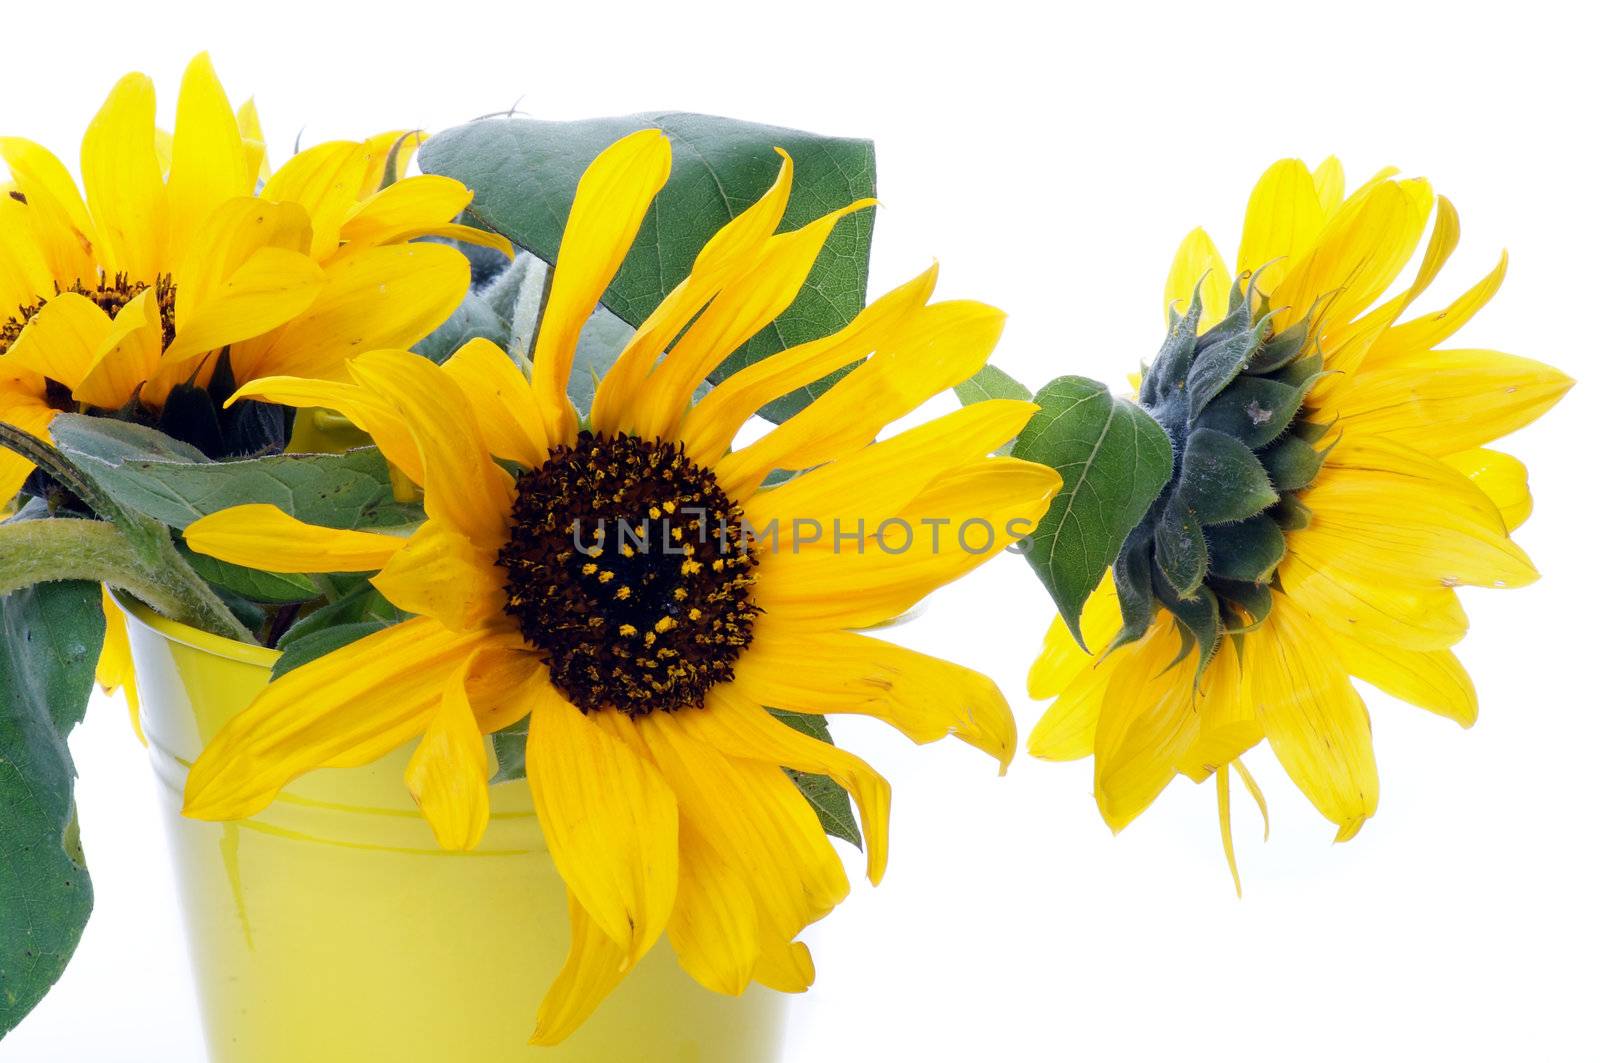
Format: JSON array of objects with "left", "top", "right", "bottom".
[
  {"left": 0, "top": 51, "right": 509, "bottom": 499},
  {"left": 1027, "top": 157, "right": 1572, "bottom": 891},
  {"left": 177, "top": 129, "right": 1059, "bottom": 1042}
]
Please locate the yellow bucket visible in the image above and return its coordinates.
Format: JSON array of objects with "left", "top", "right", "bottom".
[{"left": 117, "top": 595, "right": 786, "bottom": 1062}]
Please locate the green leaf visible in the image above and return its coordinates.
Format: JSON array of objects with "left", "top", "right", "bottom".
[
  {"left": 178, "top": 546, "right": 319, "bottom": 605},
  {"left": 0, "top": 580, "right": 102, "bottom": 1036},
  {"left": 954, "top": 364, "right": 1032, "bottom": 405},
  {"left": 277, "top": 585, "right": 399, "bottom": 648},
  {"left": 270, "top": 621, "right": 387, "bottom": 681},
  {"left": 770, "top": 709, "right": 863, "bottom": 849},
  {"left": 52, "top": 415, "right": 419, "bottom": 532},
  {"left": 489, "top": 718, "right": 529, "bottom": 786},
  {"left": 419, "top": 113, "right": 875, "bottom": 421},
  {"left": 1012, "top": 376, "right": 1175, "bottom": 649}
]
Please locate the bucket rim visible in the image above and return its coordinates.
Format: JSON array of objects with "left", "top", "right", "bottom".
[{"left": 110, "top": 587, "right": 281, "bottom": 670}]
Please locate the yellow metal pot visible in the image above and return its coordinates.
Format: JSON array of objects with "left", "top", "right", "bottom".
[{"left": 116, "top": 595, "right": 786, "bottom": 1062}]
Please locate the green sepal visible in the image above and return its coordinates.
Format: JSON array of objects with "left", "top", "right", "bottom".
[
  {"left": 1246, "top": 315, "right": 1311, "bottom": 374},
  {"left": 1175, "top": 427, "right": 1278, "bottom": 526},
  {"left": 1206, "top": 514, "right": 1286, "bottom": 583},
  {"left": 1269, "top": 351, "right": 1324, "bottom": 389},
  {"left": 1212, "top": 578, "right": 1274, "bottom": 631},
  {"left": 1154, "top": 496, "right": 1207, "bottom": 599},
  {"left": 1192, "top": 374, "right": 1308, "bottom": 450},
  {"left": 1142, "top": 291, "right": 1202, "bottom": 406},
  {"left": 1108, "top": 532, "right": 1155, "bottom": 652},
  {"left": 1273, "top": 493, "right": 1315, "bottom": 531},
  {"left": 1153, "top": 570, "right": 1220, "bottom": 673},
  {"left": 1260, "top": 434, "right": 1328, "bottom": 493}
]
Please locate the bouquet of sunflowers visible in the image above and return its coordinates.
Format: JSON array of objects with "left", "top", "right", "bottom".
[{"left": 0, "top": 53, "right": 1569, "bottom": 1061}]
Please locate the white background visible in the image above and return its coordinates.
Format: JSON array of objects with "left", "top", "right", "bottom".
[{"left": 4, "top": 1, "right": 1597, "bottom": 1060}]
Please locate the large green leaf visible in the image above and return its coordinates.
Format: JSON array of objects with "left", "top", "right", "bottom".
[
  {"left": 1013, "top": 376, "right": 1175, "bottom": 648},
  {"left": 51, "top": 415, "right": 419, "bottom": 532},
  {"left": 0, "top": 580, "right": 102, "bottom": 1036},
  {"left": 419, "top": 113, "right": 876, "bottom": 420}
]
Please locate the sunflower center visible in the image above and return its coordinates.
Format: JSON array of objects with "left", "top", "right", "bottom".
[
  {"left": 497, "top": 431, "right": 760, "bottom": 716},
  {"left": 1111, "top": 273, "right": 1332, "bottom": 668},
  {"left": 0, "top": 274, "right": 178, "bottom": 358}
]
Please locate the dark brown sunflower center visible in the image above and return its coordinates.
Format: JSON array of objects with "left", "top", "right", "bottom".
[
  {"left": 0, "top": 273, "right": 177, "bottom": 358},
  {"left": 497, "top": 431, "right": 760, "bottom": 716}
]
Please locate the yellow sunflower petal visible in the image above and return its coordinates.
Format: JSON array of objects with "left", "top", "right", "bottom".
[
  {"left": 183, "top": 617, "right": 489, "bottom": 821},
  {"left": 1236, "top": 159, "right": 1325, "bottom": 292},
  {"left": 1440, "top": 447, "right": 1532, "bottom": 531},
  {"left": 679, "top": 264, "right": 938, "bottom": 463},
  {"left": 80, "top": 72, "right": 167, "bottom": 280},
  {"left": 0, "top": 139, "right": 97, "bottom": 284},
  {"left": 237, "top": 98, "right": 269, "bottom": 184},
  {"left": 347, "top": 350, "right": 513, "bottom": 547},
  {"left": 159, "top": 247, "right": 327, "bottom": 368},
  {"left": 0, "top": 136, "right": 96, "bottom": 243},
  {"left": 226, "top": 374, "right": 424, "bottom": 484},
  {"left": 1175, "top": 634, "right": 1261, "bottom": 782},
  {"left": 231, "top": 243, "right": 469, "bottom": 384},
  {"left": 732, "top": 624, "right": 1017, "bottom": 770},
  {"left": 715, "top": 300, "right": 1009, "bottom": 498},
  {"left": 5, "top": 292, "right": 113, "bottom": 390},
  {"left": 1251, "top": 599, "right": 1379, "bottom": 842},
  {"left": 1311, "top": 156, "right": 1345, "bottom": 215},
  {"left": 440, "top": 338, "right": 548, "bottom": 467},
  {"left": 73, "top": 289, "right": 163, "bottom": 409},
  {"left": 404, "top": 658, "right": 491, "bottom": 851},
  {"left": 525, "top": 682, "right": 678, "bottom": 962},
  {"left": 1164, "top": 227, "right": 1231, "bottom": 331},
  {"left": 1278, "top": 546, "right": 1469, "bottom": 651},
  {"left": 260, "top": 140, "right": 368, "bottom": 260},
  {"left": 529, "top": 891, "right": 632, "bottom": 1047},
  {"left": 1336, "top": 348, "right": 1572, "bottom": 455},
  {"left": 687, "top": 686, "right": 890, "bottom": 885},
  {"left": 631, "top": 199, "right": 874, "bottom": 442},
  {"left": 530, "top": 129, "right": 671, "bottom": 444},
  {"left": 666, "top": 822, "right": 762, "bottom": 996},
  {"left": 183, "top": 503, "right": 404, "bottom": 572},
  {"left": 1330, "top": 632, "right": 1477, "bottom": 728},
  {"left": 173, "top": 197, "right": 314, "bottom": 326},
  {"left": 97, "top": 587, "right": 143, "bottom": 744},
  {"left": 1365, "top": 252, "right": 1508, "bottom": 366},
  {"left": 1092, "top": 620, "right": 1200, "bottom": 832},
  {"left": 370, "top": 521, "right": 504, "bottom": 632},
  {"left": 165, "top": 53, "right": 250, "bottom": 266},
  {"left": 589, "top": 148, "right": 794, "bottom": 436}
]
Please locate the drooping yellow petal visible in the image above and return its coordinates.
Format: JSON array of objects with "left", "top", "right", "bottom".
[
  {"left": 1278, "top": 545, "right": 1468, "bottom": 652},
  {"left": 347, "top": 350, "right": 513, "bottom": 547},
  {"left": 1251, "top": 599, "right": 1380, "bottom": 842},
  {"left": 440, "top": 338, "right": 548, "bottom": 467},
  {"left": 530, "top": 129, "right": 671, "bottom": 444},
  {"left": 184, "top": 617, "right": 492, "bottom": 821},
  {"left": 404, "top": 658, "right": 491, "bottom": 851},
  {"left": 165, "top": 53, "right": 250, "bottom": 266},
  {"left": 1365, "top": 252, "right": 1508, "bottom": 367},
  {"left": 1175, "top": 634, "right": 1261, "bottom": 782},
  {"left": 529, "top": 891, "right": 632, "bottom": 1047},
  {"left": 1440, "top": 447, "right": 1532, "bottom": 531},
  {"left": 1236, "top": 159, "right": 1325, "bottom": 292},
  {"left": 731, "top": 624, "right": 1017, "bottom": 770},
  {"left": 80, "top": 72, "right": 167, "bottom": 280},
  {"left": 684, "top": 685, "right": 891, "bottom": 885},
  {"left": 525, "top": 682, "right": 678, "bottom": 962},
  {"left": 1330, "top": 632, "right": 1477, "bottom": 727},
  {"left": 371, "top": 521, "right": 505, "bottom": 632},
  {"left": 184, "top": 503, "right": 404, "bottom": 571},
  {"left": 1163, "top": 227, "right": 1231, "bottom": 331},
  {"left": 0, "top": 385, "right": 53, "bottom": 499},
  {"left": 1027, "top": 573, "right": 1123, "bottom": 696}
]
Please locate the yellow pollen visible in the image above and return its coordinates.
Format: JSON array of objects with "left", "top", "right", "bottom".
[
  {"left": 616, "top": 585, "right": 632, "bottom": 600},
  {"left": 654, "top": 616, "right": 676, "bottom": 634},
  {"left": 597, "top": 570, "right": 614, "bottom": 584},
  {"left": 688, "top": 608, "right": 702, "bottom": 621},
  {"left": 618, "top": 623, "right": 638, "bottom": 637},
  {"left": 681, "top": 559, "right": 702, "bottom": 575},
  {"left": 673, "top": 587, "right": 688, "bottom": 601},
  {"left": 582, "top": 562, "right": 598, "bottom": 576}
]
